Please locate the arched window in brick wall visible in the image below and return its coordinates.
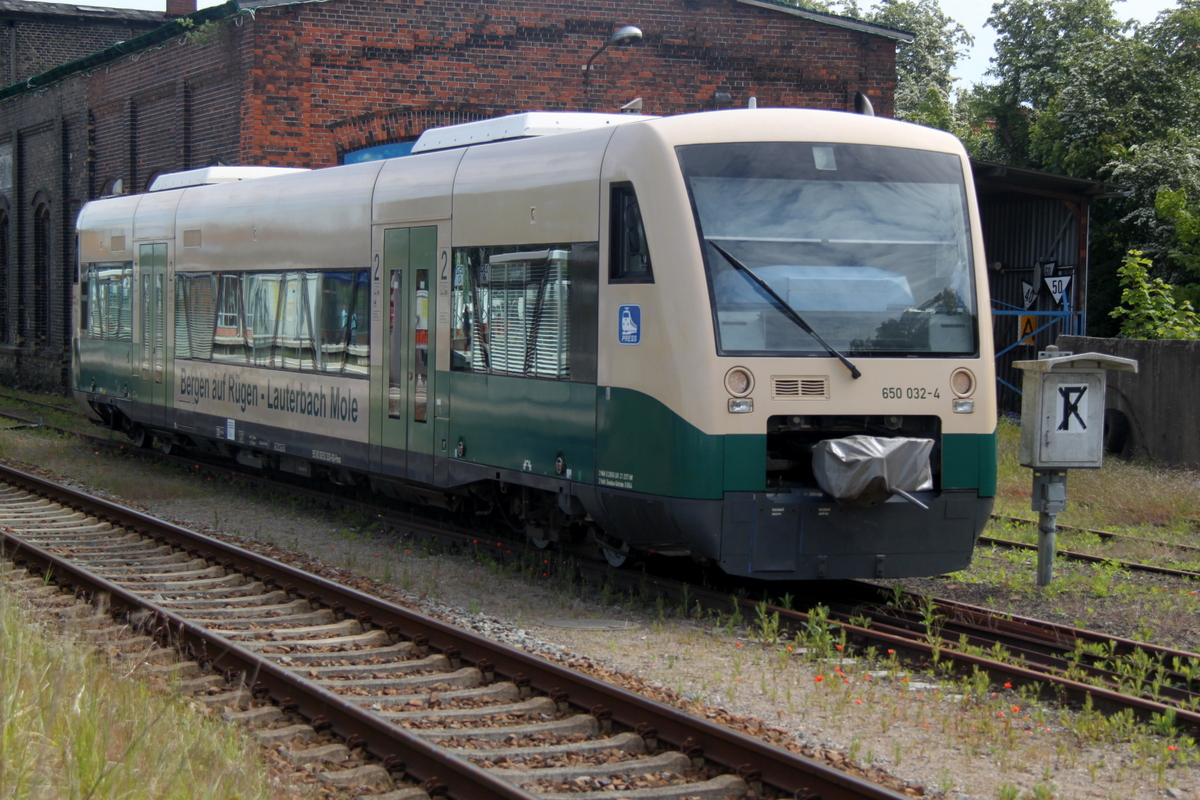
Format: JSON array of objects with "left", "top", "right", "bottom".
[
  {"left": 32, "top": 201, "right": 50, "bottom": 346},
  {"left": 0, "top": 209, "right": 8, "bottom": 344}
]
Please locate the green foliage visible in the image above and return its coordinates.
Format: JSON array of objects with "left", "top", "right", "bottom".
[
  {"left": 180, "top": 19, "right": 225, "bottom": 46},
  {"left": 1108, "top": 134, "right": 1200, "bottom": 283},
  {"left": 1109, "top": 250, "right": 1200, "bottom": 339},
  {"left": 959, "top": 0, "right": 1200, "bottom": 331},
  {"left": 1155, "top": 186, "right": 1200, "bottom": 276}
]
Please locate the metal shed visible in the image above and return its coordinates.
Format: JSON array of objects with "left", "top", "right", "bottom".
[{"left": 972, "top": 160, "right": 1124, "bottom": 411}]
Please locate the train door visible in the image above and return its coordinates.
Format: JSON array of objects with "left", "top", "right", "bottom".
[
  {"left": 374, "top": 225, "right": 437, "bottom": 482},
  {"left": 136, "top": 242, "right": 169, "bottom": 427}
]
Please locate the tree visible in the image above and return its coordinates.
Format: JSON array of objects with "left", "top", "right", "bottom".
[
  {"left": 1026, "top": 35, "right": 1194, "bottom": 179},
  {"left": 978, "top": 0, "right": 1122, "bottom": 165},
  {"left": 1108, "top": 135, "right": 1200, "bottom": 282},
  {"left": 862, "top": 0, "right": 972, "bottom": 123}
]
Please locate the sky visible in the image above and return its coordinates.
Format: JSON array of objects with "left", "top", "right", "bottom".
[{"left": 52, "top": 0, "right": 1186, "bottom": 90}]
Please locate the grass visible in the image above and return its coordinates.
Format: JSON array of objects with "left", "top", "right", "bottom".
[
  {"left": 933, "top": 419, "right": 1200, "bottom": 650},
  {"left": 0, "top": 573, "right": 286, "bottom": 800},
  {"left": 992, "top": 416, "right": 1200, "bottom": 543}
]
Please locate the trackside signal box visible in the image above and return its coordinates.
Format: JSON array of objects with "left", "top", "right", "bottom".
[
  {"left": 1013, "top": 350, "right": 1139, "bottom": 469},
  {"left": 1013, "top": 349, "right": 1138, "bottom": 586}
]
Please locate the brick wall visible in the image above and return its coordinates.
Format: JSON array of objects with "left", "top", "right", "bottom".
[
  {"left": 86, "top": 20, "right": 250, "bottom": 194},
  {"left": 0, "top": 78, "right": 88, "bottom": 390},
  {"left": 241, "top": 0, "right": 898, "bottom": 166}
]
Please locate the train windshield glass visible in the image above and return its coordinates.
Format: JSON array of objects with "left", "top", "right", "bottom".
[{"left": 678, "top": 142, "right": 977, "bottom": 356}]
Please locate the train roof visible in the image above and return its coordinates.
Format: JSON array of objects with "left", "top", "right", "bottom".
[
  {"left": 411, "top": 112, "right": 657, "bottom": 153},
  {"left": 148, "top": 166, "right": 310, "bottom": 192}
]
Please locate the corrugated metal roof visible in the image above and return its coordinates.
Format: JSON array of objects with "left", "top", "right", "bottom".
[{"left": 972, "top": 159, "right": 1126, "bottom": 199}]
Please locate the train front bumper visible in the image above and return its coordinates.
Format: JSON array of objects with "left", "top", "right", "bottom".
[{"left": 717, "top": 488, "right": 993, "bottom": 580}]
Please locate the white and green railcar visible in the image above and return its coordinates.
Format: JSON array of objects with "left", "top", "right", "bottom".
[{"left": 73, "top": 109, "right": 996, "bottom": 580}]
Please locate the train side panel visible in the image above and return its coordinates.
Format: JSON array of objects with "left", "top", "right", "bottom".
[{"left": 442, "top": 129, "right": 610, "bottom": 486}]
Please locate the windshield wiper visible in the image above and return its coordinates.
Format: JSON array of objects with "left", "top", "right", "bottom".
[{"left": 708, "top": 241, "right": 862, "bottom": 380}]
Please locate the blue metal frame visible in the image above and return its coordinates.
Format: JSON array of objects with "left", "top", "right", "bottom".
[{"left": 992, "top": 297, "right": 1085, "bottom": 396}]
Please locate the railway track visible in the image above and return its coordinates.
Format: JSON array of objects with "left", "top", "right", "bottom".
[{"left": 0, "top": 463, "right": 913, "bottom": 800}]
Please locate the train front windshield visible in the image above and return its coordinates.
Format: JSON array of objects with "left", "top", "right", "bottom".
[{"left": 679, "top": 142, "right": 977, "bottom": 357}]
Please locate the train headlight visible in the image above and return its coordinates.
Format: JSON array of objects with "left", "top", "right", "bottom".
[
  {"left": 725, "top": 367, "right": 754, "bottom": 397},
  {"left": 728, "top": 398, "right": 754, "bottom": 413},
  {"left": 950, "top": 368, "right": 975, "bottom": 398},
  {"left": 953, "top": 399, "right": 975, "bottom": 414}
]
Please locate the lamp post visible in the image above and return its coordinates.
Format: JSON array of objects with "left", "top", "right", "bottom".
[{"left": 582, "top": 25, "right": 643, "bottom": 86}]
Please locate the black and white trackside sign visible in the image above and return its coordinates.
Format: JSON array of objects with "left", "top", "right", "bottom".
[{"left": 1056, "top": 384, "right": 1088, "bottom": 432}]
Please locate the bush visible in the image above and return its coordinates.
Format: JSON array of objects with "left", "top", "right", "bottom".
[{"left": 1108, "top": 250, "right": 1200, "bottom": 339}]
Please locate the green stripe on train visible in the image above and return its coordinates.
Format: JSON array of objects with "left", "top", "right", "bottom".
[
  {"left": 448, "top": 375, "right": 997, "bottom": 499},
  {"left": 597, "top": 386, "right": 763, "bottom": 499},
  {"left": 941, "top": 429, "right": 998, "bottom": 497}
]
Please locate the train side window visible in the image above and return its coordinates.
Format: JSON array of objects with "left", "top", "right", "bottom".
[
  {"left": 80, "top": 267, "right": 89, "bottom": 336},
  {"left": 450, "top": 245, "right": 576, "bottom": 380},
  {"left": 609, "top": 183, "right": 653, "bottom": 283},
  {"left": 246, "top": 274, "right": 281, "bottom": 367},
  {"left": 212, "top": 273, "right": 246, "bottom": 363},
  {"left": 83, "top": 262, "right": 133, "bottom": 341},
  {"left": 175, "top": 274, "right": 217, "bottom": 360},
  {"left": 277, "top": 272, "right": 318, "bottom": 371}
]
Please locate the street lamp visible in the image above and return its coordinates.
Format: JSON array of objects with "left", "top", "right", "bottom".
[{"left": 583, "top": 25, "right": 643, "bottom": 85}]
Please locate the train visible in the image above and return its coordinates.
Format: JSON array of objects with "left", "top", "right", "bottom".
[{"left": 72, "top": 108, "right": 997, "bottom": 581}]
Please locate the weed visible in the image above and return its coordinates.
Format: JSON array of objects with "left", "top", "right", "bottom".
[{"left": 754, "top": 601, "right": 781, "bottom": 645}]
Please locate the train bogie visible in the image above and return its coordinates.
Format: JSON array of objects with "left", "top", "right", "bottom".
[{"left": 73, "top": 109, "right": 996, "bottom": 581}]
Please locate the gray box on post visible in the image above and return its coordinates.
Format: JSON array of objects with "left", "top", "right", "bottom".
[{"left": 1013, "top": 352, "right": 1139, "bottom": 469}]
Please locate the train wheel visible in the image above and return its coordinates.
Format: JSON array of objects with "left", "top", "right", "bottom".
[
  {"left": 529, "top": 534, "right": 551, "bottom": 550},
  {"left": 129, "top": 426, "right": 148, "bottom": 448},
  {"left": 601, "top": 542, "right": 631, "bottom": 568},
  {"left": 154, "top": 437, "right": 173, "bottom": 455}
]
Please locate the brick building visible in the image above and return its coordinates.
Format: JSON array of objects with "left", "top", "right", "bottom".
[{"left": 0, "top": 0, "right": 909, "bottom": 390}]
